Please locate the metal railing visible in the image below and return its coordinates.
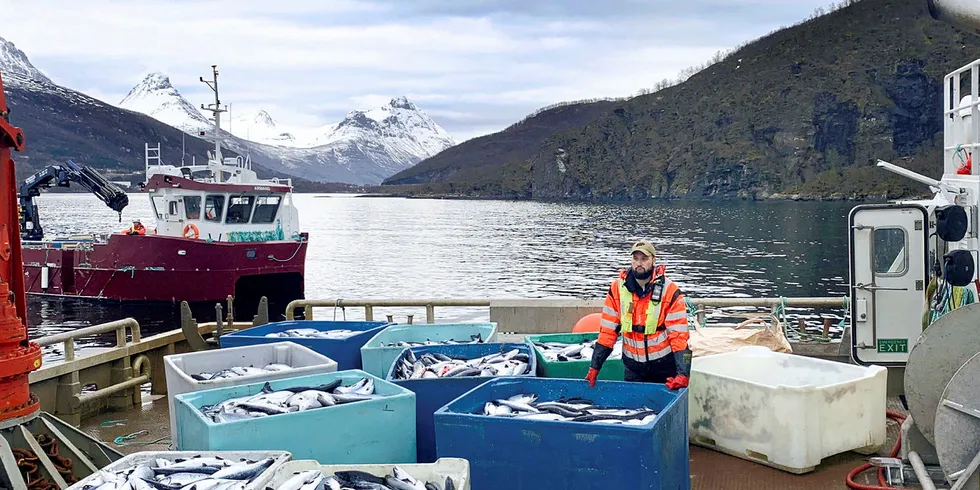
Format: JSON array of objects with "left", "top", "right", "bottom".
[
  {"left": 285, "top": 298, "right": 492, "bottom": 322},
  {"left": 35, "top": 318, "right": 142, "bottom": 362},
  {"left": 285, "top": 296, "right": 847, "bottom": 324}
]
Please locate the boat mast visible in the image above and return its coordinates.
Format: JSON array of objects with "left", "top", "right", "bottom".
[{"left": 199, "top": 65, "right": 225, "bottom": 181}]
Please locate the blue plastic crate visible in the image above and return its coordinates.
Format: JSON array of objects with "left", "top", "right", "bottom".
[
  {"left": 173, "top": 370, "right": 417, "bottom": 464},
  {"left": 219, "top": 320, "right": 392, "bottom": 369},
  {"left": 360, "top": 323, "right": 499, "bottom": 378},
  {"left": 433, "top": 377, "right": 690, "bottom": 490},
  {"left": 385, "top": 342, "right": 536, "bottom": 464}
]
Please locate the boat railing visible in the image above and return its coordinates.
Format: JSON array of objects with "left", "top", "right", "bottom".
[
  {"left": 35, "top": 318, "right": 142, "bottom": 362},
  {"left": 284, "top": 296, "right": 849, "bottom": 330}
]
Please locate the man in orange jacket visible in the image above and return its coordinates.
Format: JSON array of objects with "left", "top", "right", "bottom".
[{"left": 586, "top": 240, "right": 691, "bottom": 390}]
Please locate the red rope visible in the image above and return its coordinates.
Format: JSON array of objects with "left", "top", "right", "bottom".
[{"left": 845, "top": 410, "right": 908, "bottom": 489}]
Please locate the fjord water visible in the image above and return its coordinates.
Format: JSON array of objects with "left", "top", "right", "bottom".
[{"left": 26, "top": 193, "right": 856, "bottom": 361}]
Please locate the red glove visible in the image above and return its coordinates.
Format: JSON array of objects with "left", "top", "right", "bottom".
[
  {"left": 665, "top": 375, "right": 689, "bottom": 390},
  {"left": 585, "top": 368, "right": 599, "bottom": 388}
]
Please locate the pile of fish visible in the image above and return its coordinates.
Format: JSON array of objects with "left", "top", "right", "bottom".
[
  {"left": 532, "top": 339, "right": 623, "bottom": 362},
  {"left": 264, "top": 328, "right": 361, "bottom": 340},
  {"left": 191, "top": 364, "right": 293, "bottom": 381},
  {"left": 199, "top": 378, "right": 379, "bottom": 423},
  {"left": 383, "top": 332, "right": 485, "bottom": 348},
  {"left": 481, "top": 394, "right": 658, "bottom": 425},
  {"left": 394, "top": 348, "right": 530, "bottom": 380},
  {"left": 274, "top": 467, "right": 456, "bottom": 490},
  {"left": 77, "top": 455, "right": 277, "bottom": 490}
]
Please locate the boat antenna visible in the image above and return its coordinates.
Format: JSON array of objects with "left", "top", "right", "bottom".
[
  {"left": 181, "top": 131, "right": 185, "bottom": 166},
  {"left": 199, "top": 65, "right": 225, "bottom": 178}
]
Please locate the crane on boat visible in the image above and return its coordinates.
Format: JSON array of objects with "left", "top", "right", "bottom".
[{"left": 18, "top": 159, "right": 129, "bottom": 240}]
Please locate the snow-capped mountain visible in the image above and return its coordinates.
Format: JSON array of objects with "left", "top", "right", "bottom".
[
  {"left": 117, "top": 71, "right": 457, "bottom": 184},
  {"left": 0, "top": 38, "right": 51, "bottom": 86},
  {"left": 119, "top": 73, "right": 211, "bottom": 131},
  {"left": 0, "top": 36, "right": 295, "bottom": 187}
]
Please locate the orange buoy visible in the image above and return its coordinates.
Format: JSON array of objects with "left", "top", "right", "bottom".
[{"left": 573, "top": 312, "right": 603, "bottom": 333}]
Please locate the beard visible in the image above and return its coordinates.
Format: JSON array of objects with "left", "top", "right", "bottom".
[{"left": 632, "top": 267, "right": 652, "bottom": 280}]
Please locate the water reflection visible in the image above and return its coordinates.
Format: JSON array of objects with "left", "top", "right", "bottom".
[{"left": 28, "top": 194, "right": 859, "bottom": 361}]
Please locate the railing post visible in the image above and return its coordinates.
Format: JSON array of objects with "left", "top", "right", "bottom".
[
  {"left": 54, "top": 372, "right": 81, "bottom": 426},
  {"left": 107, "top": 355, "right": 134, "bottom": 411},
  {"left": 386, "top": 314, "right": 394, "bottom": 323},
  {"left": 697, "top": 303, "right": 705, "bottom": 328},
  {"left": 426, "top": 304, "right": 435, "bottom": 323},
  {"left": 407, "top": 315, "right": 414, "bottom": 325},
  {"left": 365, "top": 305, "right": 373, "bottom": 322},
  {"left": 304, "top": 305, "right": 313, "bottom": 320}
]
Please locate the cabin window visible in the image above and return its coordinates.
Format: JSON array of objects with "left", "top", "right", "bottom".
[
  {"left": 184, "top": 196, "right": 202, "bottom": 220},
  {"left": 204, "top": 195, "right": 224, "bottom": 222},
  {"left": 169, "top": 201, "right": 178, "bottom": 216},
  {"left": 225, "top": 195, "right": 255, "bottom": 224},
  {"left": 250, "top": 196, "right": 281, "bottom": 224},
  {"left": 874, "top": 228, "right": 907, "bottom": 275},
  {"left": 151, "top": 196, "right": 165, "bottom": 219}
]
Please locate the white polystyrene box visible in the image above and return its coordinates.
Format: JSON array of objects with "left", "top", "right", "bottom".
[
  {"left": 163, "top": 341, "right": 338, "bottom": 444},
  {"left": 688, "top": 346, "right": 887, "bottom": 474}
]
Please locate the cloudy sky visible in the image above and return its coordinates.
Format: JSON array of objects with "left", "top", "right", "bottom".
[{"left": 3, "top": 0, "right": 837, "bottom": 142}]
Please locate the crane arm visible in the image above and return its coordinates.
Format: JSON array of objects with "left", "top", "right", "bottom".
[{"left": 18, "top": 160, "right": 129, "bottom": 241}]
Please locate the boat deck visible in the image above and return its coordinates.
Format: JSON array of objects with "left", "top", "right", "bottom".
[{"left": 78, "top": 394, "right": 910, "bottom": 489}]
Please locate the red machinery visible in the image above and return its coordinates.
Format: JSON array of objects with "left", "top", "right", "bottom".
[
  {"left": 0, "top": 70, "right": 41, "bottom": 421},
  {"left": 0, "top": 69, "right": 121, "bottom": 490}
]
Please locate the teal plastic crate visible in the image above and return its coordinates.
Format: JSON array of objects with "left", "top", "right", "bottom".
[
  {"left": 360, "top": 323, "right": 499, "bottom": 378},
  {"left": 173, "top": 370, "right": 417, "bottom": 464}
]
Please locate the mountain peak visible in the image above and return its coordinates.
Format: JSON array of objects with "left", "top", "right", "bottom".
[
  {"left": 120, "top": 72, "right": 177, "bottom": 104},
  {"left": 118, "top": 71, "right": 210, "bottom": 131},
  {"left": 0, "top": 36, "right": 51, "bottom": 86},
  {"left": 253, "top": 110, "right": 275, "bottom": 127},
  {"left": 389, "top": 96, "right": 417, "bottom": 111}
]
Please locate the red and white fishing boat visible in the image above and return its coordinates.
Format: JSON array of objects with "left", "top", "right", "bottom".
[{"left": 19, "top": 66, "right": 308, "bottom": 314}]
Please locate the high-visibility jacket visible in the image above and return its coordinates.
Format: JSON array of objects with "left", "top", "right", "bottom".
[{"left": 597, "top": 267, "right": 689, "bottom": 365}]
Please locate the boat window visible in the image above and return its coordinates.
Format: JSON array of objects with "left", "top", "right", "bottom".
[
  {"left": 151, "top": 196, "right": 166, "bottom": 219},
  {"left": 250, "top": 196, "right": 281, "bottom": 224},
  {"left": 184, "top": 196, "right": 202, "bottom": 220},
  {"left": 204, "top": 195, "right": 224, "bottom": 222},
  {"left": 169, "top": 201, "right": 178, "bottom": 216},
  {"left": 874, "top": 228, "right": 907, "bottom": 275},
  {"left": 225, "top": 195, "right": 255, "bottom": 224}
]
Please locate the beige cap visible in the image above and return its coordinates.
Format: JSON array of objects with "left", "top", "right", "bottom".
[{"left": 630, "top": 240, "right": 656, "bottom": 257}]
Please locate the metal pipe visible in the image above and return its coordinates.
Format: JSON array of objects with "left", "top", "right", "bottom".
[
  {"left": 74, "top": 374, "right": 149, "bottom": 405},
  {"left": 908, "top": 451, "right": 938, "bottom": 490}
]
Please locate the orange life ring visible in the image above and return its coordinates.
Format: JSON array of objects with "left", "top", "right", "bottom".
[{"left": 183, "top": 223, "right": 200, "bottom": 239}]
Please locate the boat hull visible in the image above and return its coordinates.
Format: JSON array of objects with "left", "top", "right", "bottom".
[{"left": 21, "top": 234, "right": 307, "bottom": 306}]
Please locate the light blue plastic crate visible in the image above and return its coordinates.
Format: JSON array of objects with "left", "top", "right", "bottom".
[
  {"left": 219, "top": 320, "right": 392, "bottom": 369},
  {"left": 434, "top": 377, "right": 689, "bottom": 490},
  {"left": 360, "top": 323, "right": 499, "bottom": 378},
  {"left": 173, "top": 370, "right": 417, "bottom": 464}
]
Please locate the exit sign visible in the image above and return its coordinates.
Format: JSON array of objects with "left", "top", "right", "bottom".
[{"left": 877, "top": 338, "right": 908, "bottom": 353}]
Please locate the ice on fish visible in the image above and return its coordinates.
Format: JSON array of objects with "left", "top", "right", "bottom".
[
  {"left": 199, "top": 377, "right": 381, "bottom": 423},
  {"left": 77, "top": 455, "right": 276, "bottom": 490},
  {"left": 383, "top": 332, "right": 485, "bottom": 348},
  {"left": 533, "top": 339, "right": 623, "bottom": 362},
  {"left": 272, "top": 466, "right": 457, "bottom": 490},
  {"left": 394, "top": 348, "right": 531, "bottom": 380},
  {"left": 190, "top": 364, "right": 295, "bottom": 381},
  {"left": 481, "top": 393, "right": 658, "bottom": 425},
  {"left": 264, "top": 328, "right": 361, "bottom": 340}
]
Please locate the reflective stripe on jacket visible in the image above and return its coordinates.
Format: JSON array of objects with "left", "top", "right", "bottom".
[{"left": 598, "top": 267, "right": 689, "bottom": 364}]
